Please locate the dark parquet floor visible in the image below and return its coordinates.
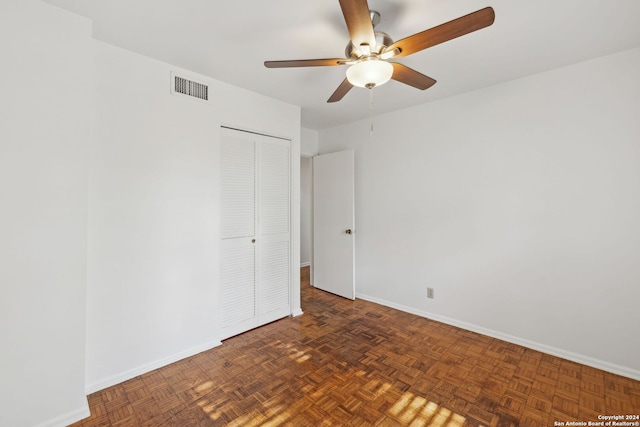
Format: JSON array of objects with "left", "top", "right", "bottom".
[{"left": 72, "top": 267, "right": 639, "bottom": 426}]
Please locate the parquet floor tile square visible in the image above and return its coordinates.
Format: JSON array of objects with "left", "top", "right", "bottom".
[
  {"left": 551, "top": 394, "right": 579, "bottom": 419},
  {"left": 71, "top": 267, "right": 639, "bottom": 426}
]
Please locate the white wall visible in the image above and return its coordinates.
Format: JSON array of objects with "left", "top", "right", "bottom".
[
  {"left": 319, "top": 47, "right": 640, "bottom": 380},
  {"left": 0, "top": 1, "right": 92, "bottom": 426},
  {"left": 0, "top": 2, "right": 301, "bottom": 425},
  {"left": 300, "top": 157, "right": 313, "bottom": 266},
  {"left": 87, "top": 41, "right": 301, "bottom": 391},
  {"left": 301, "top": 127, "right": 319, "bottom": 156}
]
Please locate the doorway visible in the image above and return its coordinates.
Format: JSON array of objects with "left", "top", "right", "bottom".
[
  {"left": 299, "top": 150, "right": 356, "bottom": 300},
  {"left": 300, "top": 156, "right": 313, "bottom": 271}
]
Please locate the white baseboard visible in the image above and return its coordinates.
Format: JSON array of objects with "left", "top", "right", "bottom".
[
  {"left": 34, "top": 403, "right": 90, "bottom": 427},
  {"left": 300, "top": 262, "right": 310, "bottom": 267},
  {"left": 85, "top": 339, "right": 222, "bottom": 394},
  {"left": 291, "top": 308, "right": 304, "bottom": 317},
  {"left": 356, "top": 292, "right": 640, "bottom": 381}
]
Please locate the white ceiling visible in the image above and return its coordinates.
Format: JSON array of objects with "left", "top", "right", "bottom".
[{"left": 43, "top": 0, "right": 640, "bottom": 130}]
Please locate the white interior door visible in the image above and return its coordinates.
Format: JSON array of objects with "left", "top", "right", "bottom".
[{"left": 313, "top": 150, "right": 355, "bottom": 300}]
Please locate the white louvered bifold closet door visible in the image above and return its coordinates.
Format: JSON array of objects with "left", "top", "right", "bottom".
[
  {"left": 257, "top": 139, "right": 291, "bottom": 324},
  {"left": 220, "top": 133, "right": 257, "bottom": 338},
  {"left": 220, "top": 127, "right": 291, "bottom": 340}
]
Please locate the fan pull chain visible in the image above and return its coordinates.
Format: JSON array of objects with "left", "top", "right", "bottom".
[{"left": 369, "top": 87, "right": 374, "bottom": 139}]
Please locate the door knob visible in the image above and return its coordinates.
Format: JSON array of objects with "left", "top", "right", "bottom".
[
  {"left": 345, "top": 229, "right": 352, "bottom": 235},
  {"left": 251, "top": 239, "right": 256, "bottom": 243}
]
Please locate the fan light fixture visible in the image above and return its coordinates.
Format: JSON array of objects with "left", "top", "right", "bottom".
[{"left": 346, "top": 58, "right": 393, "bottom": 89}]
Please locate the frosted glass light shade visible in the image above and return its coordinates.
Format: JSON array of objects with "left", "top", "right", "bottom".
[{"left": 346, "top": 59, "right": 393, "bottom": 88}]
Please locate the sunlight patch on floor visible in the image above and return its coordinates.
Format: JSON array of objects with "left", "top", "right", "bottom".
[
  {"left": 388, "top": 390, "right": 469, "bottom": 427},
  {"left": 276, "top": 341, "right": 313, "bottom": 363},
  {"left": 192, "top": 338, "right": 475, "bottom": 427},
  {"left": 194, "top": 377, "right": 475, "bottom": 426},
  {"left": 195, "top": 393, "right": 294, "bottom": 426},
  {"left": 195, "top": 380, "right": 214, "bottom": 393},
  {"left": 196, "top": 399, "right": 218, "bottom": 420}
]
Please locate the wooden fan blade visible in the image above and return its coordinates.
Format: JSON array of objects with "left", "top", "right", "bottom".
[
  {"left": 339, "top": 0, "right": 376, "bottom": 49},
  {"left": 390, "top": 63, "right": 436, "bottom": 90},
  {"left": 264, "top": 58, "right": 348, "bottom": 68},
  {"left": 327, "top": 78, "right": 353, "bottom": 103},
  {"left": 386, "top": 7, "right": 495, "bottom": 58}
]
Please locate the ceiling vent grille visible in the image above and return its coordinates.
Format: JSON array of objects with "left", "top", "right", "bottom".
[{"left": 172, "top": 74, "right": 208, "bottom": 101}]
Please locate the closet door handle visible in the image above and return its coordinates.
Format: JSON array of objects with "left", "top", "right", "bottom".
[
  {"left": 251, "top": 239, "right": 256, "bottom": 243},
  {"left": 345, "top": 229, "right": 352, "bottom": 235}
]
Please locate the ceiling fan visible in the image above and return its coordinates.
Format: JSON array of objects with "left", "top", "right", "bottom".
[{"left": 265, "top": 0, "right": 495, "bottom": 103}]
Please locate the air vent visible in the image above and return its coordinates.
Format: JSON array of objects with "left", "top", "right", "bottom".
[{"left": 171, "top": 73, "right": 208, "bottom": 101}]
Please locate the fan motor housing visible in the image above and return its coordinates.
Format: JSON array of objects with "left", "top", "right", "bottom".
[{"left": 345, "top": 31, "right": 394, "bottom": 59}]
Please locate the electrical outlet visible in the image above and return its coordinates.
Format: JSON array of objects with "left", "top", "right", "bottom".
[{"left": 427, "top": 287, "right": 434, "bottom": 299}]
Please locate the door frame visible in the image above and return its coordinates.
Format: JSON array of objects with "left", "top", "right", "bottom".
[{"left": 300, "top": 154, "right": 315, "bottom": 286}]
